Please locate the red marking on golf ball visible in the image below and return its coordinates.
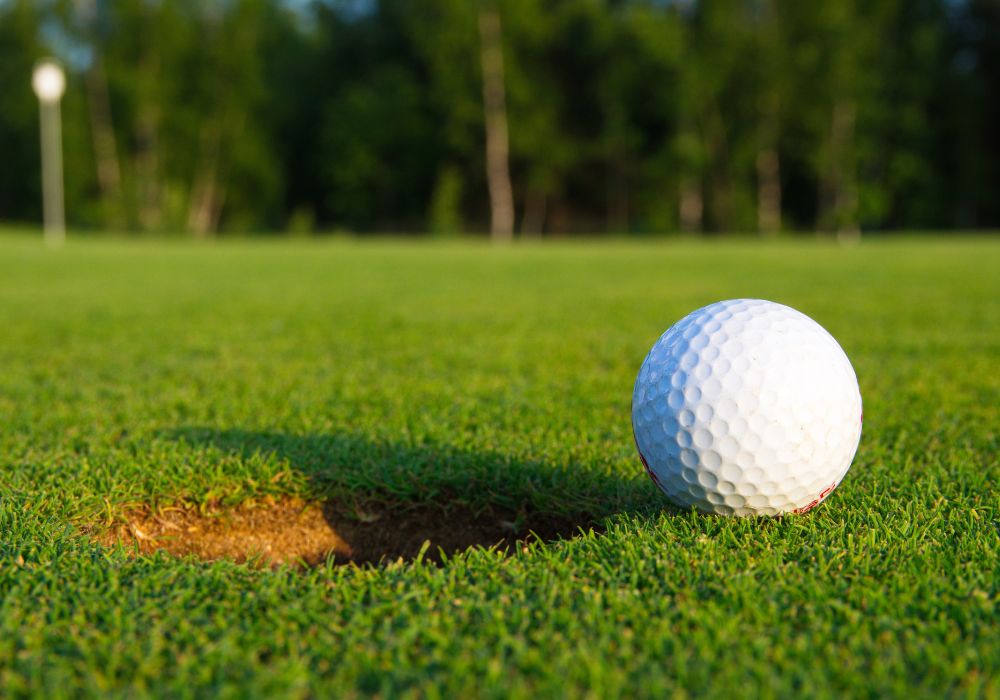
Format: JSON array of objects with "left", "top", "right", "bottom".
[
  {"left": 794, "top": 482, "right": 837, "bottom": 514},
  {"left": 643, "top": 460, "right": 662, "bottom": 487},
  {"left": 631, "top": 414, "right": 660, "bottom": 487},
  {"left": 634, "top": 438, "right": 659, "bottom": 485}
]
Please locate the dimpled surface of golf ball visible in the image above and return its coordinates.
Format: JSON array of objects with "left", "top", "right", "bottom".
[{"left": 632, "top": 299, "right": 862, "bottom": 516}]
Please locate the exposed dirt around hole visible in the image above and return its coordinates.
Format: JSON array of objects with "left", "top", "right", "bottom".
[{"left": 96, "top": 497, "right": 592, "bottom": 568}]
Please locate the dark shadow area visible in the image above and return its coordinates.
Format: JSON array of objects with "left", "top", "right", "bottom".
[{"left": 106, "top": 427, "right": 661, "bottom": 567}]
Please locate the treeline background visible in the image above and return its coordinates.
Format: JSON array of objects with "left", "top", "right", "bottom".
[{"left": 0, "top": 0, "right": 998, "bottom": 237}]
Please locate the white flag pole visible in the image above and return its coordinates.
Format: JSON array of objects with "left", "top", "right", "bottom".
[{"left": 32, "top": 59, "right": 67, "bottom": 248}]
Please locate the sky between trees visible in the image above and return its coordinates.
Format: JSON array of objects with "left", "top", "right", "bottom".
[{"left": 0, "top": 0, "right": 997, "bottom": 236}]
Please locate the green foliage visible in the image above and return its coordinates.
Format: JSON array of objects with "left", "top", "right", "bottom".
[
  {"left": 429, "top": 165, "right": 464, "bottom": 235},
  {"left": 0, "top": 1, "right": 998, "bottom": 233},
  {"left": 0, "top": 234, "right": 997, "bottom": 696},
  {"left": 0, "top": 1, "right": 44, "bottom": 221}
]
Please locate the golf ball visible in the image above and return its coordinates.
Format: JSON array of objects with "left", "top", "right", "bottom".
[{"left": 632, "top": 299, "right": 862, "bottom": 516}]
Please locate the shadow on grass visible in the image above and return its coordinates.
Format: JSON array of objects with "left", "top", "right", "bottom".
[{"left": 108, "top": 427, "right": 662, "bottom": 567}]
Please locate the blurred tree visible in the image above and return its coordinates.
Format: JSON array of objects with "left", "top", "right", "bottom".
[
  {"left": 689, "top": 0, "right": 761, "bottom": 232},
  {"left": 751, "top": 0, "right": 785, "bottom": 236},
  {"left": 860, "top": 0, "right": 947, "bottom": 228},
  {"left": 501, "top": 0, "right": 568, "bottom": 235},
  {"left": 312, "top": 1, "right": 440, "bottom": 231},
  {"left": 71, "top": 0, "right": 125, "bottom": 230},
  {"left": 428, "top": 164, "right": 464, "bottom": 235},
  {"left": 479, "top": 1, "right": 515, "bottom": 241},
  {"left": 951, "top": 0, "right": 1000, "bottom": 227},
  {"left": 622, "top": 3, "right": 686, "bottom": 233},
  {"left": 403, "top": 0, "right": 481, "bottom": 233},
  {"left": 0, "top": 0, "right": 998, "bottom": 234},
  {"left": 0, "top": 0, "right": 45, "bottom": 223},
  {"left": 48, "top": 0, "right": 284, "bottom": 233}
]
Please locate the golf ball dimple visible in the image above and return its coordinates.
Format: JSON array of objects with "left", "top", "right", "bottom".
[{"left": 632, "top": 299, "right": 862, "bottom": 516}]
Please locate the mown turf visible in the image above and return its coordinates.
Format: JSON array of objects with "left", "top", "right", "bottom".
[{"left": 0, "top": 233, "right": 997, "bottom": 698}]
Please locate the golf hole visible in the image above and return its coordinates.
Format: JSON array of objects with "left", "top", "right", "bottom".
[{"left": 97, "top": 497, "right": 592, "bottom": 568}]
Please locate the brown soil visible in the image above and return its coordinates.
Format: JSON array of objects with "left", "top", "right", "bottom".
[{"left": 96, "top": 496, "right": 590, "bottom": 568}]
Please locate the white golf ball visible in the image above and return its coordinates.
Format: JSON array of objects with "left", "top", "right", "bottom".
[{"left": 632, "top": 299, "right": 862, "bottom": 516}]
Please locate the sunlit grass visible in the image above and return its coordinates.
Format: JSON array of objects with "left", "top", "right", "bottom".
[{"left": 1, "top": 233, "right": 997, "bottom": 697}]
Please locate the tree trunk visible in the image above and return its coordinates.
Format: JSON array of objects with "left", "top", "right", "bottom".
[
  {"left": 756, "top": 146, "right": 781, "bottom": 236},
  {"left": 819, "top": 99, "right": 859, "bottom": 239},
  {"left": 521, "top": 189, "right": 547, "bottom": 237},
  {"left": 186, "top": 124, "right": 223, "bottom": 236},
  {"left": 679, "top": 181, "right": 703, "bottom": 232},
  {"left": 478, "top": 3, "right": 515, "bottom": 242},
  {"left": 134, "top": 36, "right": 162, "bottom": 231},
  {"left": 704, "top": 102, "right": 732, "bottom": 231},
  {"left": 84, "top": 61, "right": 125, "bottom": 229},
  {"left": 756, "top": 0, "right": 782, "bottom": 237},
  {"left": 75, "top": 0, "right": 125, "bottom": 230}
]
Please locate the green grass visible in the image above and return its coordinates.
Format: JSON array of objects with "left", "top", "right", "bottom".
[{"left": 0, "top": 233, "right": 997, "bottom": 698}]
